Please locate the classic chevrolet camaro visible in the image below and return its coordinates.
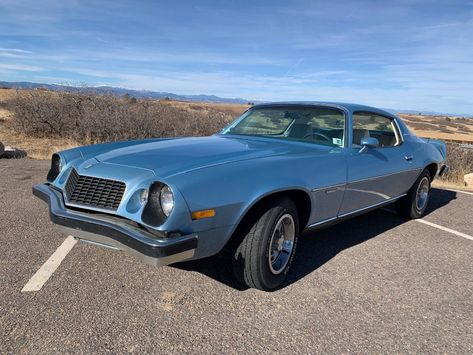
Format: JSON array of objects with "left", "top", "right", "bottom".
[{"left": 34, "top": 102, "right": 448, "bottom": 290}]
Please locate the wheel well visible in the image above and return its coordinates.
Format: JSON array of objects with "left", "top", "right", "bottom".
[
  {"left": 425, "top": 163, "right": 438, "bottom": 181},
  {"left": 222, "top": 189, "right": 312, "bottom": 254},
  {"left": 240, "top": 190, "right": 312, "bottom": 232}
]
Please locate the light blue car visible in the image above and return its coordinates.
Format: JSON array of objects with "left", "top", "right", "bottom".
[{"left": 34, "top": 102, "right": 448, "bottom": 290}]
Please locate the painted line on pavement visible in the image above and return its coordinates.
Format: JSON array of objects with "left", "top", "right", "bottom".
[
  {"left": 414, "top": 219, "right": 473, "bottom": 242},
  {"left": 21, "top": 236, "right": 77, "bottom": 292},
  {"left": 382, "top": 208, "right": 473, "bottom": 242}
]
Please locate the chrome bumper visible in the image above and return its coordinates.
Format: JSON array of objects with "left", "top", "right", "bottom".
[{"left": 33, "top": 184, "right": 197, "bottom": 266}]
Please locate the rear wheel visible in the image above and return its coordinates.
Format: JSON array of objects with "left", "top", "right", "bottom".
[
  {"left": 231, "top": 199, "right": 299, "bottom": 291},
  {"left": 396, "top": 169, "right": 431, "bottom": 219}
]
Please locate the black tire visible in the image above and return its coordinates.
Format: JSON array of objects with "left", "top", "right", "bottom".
[
  {"left": 396, "top": 169, "right": 431, "bottom": 219},
  {"left": 231, "top": 198, "right": 299, "bottom": 291},
  {"left": 1, "top": 147, "right": 27, "bottom": 159},
  {"left": 0, "top": 142, "right": 4, "bottom": 157}
]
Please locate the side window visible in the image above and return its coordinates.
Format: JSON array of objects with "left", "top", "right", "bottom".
[
  {"left": 305, "top": 112, "right": 345, "bottom": 147},
  {"left": 352, "top": 112, "right": 400, "bottom": 148}
]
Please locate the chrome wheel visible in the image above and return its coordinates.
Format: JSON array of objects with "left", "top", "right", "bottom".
[
  {"left": 415, "top": 176, "right": 430, "bottom": 211},
  {"left": 268, "top": 213, "right": 295, "bottom": 275}
]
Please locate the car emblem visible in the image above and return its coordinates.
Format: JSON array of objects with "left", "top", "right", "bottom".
[{"left": 82, "top": 158, "right": 98, "bottom": 170}]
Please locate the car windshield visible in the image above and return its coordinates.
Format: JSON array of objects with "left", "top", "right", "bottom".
[{"left": 221, "top": 106, "right": 345, "bottom": 147}]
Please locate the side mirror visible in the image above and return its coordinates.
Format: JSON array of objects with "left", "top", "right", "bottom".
[{"left": 359, "top": 137, "right": 379, "bottom": 153}]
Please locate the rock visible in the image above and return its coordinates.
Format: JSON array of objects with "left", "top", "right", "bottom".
[{"left": 465, "top": 173, "right": 473, "bottom": 187}]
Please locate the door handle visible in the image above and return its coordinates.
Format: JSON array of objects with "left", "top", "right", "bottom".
[{"left": 405, "top": 155, "right": 413, "bottom": 161}]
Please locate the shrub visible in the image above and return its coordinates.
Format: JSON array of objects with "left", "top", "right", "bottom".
[
  {"left": 439, "top": 143, "right": 473, "bottom": 185},
  {"left": 8, "top": 90, "right": 239, "bottom": 145}
]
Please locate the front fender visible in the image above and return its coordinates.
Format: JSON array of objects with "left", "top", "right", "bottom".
[{"left": 167, "top": 153, "right": 341, "bottom": 257}]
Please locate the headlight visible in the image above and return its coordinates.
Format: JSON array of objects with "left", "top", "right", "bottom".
[
  {"left": 160, "top": 185, "right": 174, "bottom": 216},
  {"left": 47, "top": 153, "right": 62, "bottom": 182},
  {"left": 142, "top": 182, "right": 174, "bottom": 227}
]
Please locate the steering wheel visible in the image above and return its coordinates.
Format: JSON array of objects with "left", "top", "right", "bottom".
[{"left": 303, "top": 132, "right": 331, "bottom": 142}]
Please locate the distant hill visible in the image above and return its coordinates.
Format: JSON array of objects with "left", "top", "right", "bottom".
[
  {"left": 0, "top": 81, "right": 471, "bottom": 117},
  {"left": 0, "top": 81, "right": 250, "bottom": 104},
  {"left": 383, "top": 108, "right": 471, "bottom": 118}
]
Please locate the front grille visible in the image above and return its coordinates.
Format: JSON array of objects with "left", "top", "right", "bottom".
[{"left": 64, "top": 169, "right": 126, "bottom": 211}]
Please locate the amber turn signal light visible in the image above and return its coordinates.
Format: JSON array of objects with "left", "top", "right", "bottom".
[{"left": 191, "top": 209, "right": 216, "bottom": 220}]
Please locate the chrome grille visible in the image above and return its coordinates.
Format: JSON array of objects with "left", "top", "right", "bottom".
[{"left": 64, "top": 169, "right": 126, "bottom": 211}]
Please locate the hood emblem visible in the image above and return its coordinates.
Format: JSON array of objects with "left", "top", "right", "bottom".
[{"left": 82, "top": 158, "right": 99, "bottom": 170}]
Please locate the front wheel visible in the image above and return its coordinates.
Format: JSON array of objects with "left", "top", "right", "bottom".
[
  {"left": 396, "top": 169, "right": 431, "bottom": 219},
  {"left": 231, "top": 199, "right": 299, "bottom": 291}
]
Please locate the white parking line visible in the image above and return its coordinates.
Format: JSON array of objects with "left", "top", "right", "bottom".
[
  {"left": 21, "top": 236, "right": 77, "bottom": 292},
  {"left": 382, "top": 208, "right": 473, "bottom": 242},
  {"left": 414, "top": 219, "right": 473, "bottom": 242}
]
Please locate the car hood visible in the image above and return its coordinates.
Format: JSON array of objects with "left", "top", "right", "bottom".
[{"left": 90, "top": 135, "right": 329, "bottom": 178}]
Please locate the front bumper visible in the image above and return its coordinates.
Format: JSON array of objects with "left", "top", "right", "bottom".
[{"left": 33, "top": 184, "right": 197, "bottom": 266}]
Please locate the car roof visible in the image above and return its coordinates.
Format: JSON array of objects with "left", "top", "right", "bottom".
[{"left": 252, "top": 101, "right": 397, "bottom": 118}]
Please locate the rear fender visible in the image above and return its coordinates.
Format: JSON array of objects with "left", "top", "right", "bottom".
[{"left": 422, "top": 138, "right": 447, "bottom": 159}]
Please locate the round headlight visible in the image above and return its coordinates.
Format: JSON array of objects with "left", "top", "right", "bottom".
[{"left": 160, "top": 185, "right": 174, "bottom": 216}]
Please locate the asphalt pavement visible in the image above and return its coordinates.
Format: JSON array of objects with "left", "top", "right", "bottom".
[{"left": 1, "top": 159, "right": 472, "bottom": 353}]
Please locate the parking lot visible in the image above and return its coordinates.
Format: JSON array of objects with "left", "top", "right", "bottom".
[{"left": 1, "top": 158, "right": 472, "bottom": 353}]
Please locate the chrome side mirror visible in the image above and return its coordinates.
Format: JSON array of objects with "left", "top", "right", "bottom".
[{"left": 359, "top": 137, "right": 379, "bottom": 153}]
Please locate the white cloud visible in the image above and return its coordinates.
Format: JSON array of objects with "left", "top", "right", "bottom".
[
  {"left": 0, "top": 47, "right": 33, "bottom": 58},
  {"left": 0, "top": 63, "right": 43, "bottom": 71},
  {"left": 0, "top": 47, "right": 33, "bottom": 54}
]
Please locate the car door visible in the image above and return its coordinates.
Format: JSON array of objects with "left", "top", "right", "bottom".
[
  {"left": 338, "top": 111, "right": 420, "bottom": 216},
  {"left": 287, "top": 106, "right": 347, "bottom": 227}
]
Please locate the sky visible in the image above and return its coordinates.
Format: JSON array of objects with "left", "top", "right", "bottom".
[{"left": 0, "top": 0, "right": 472, "bottom": 114}]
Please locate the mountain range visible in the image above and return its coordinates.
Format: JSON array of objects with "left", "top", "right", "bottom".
[
  {"left": 0, "top": 81, "right": 470, "bottom": 117},
  {"left": 0, "top": 81, "right": 250, "bottom": 104}
]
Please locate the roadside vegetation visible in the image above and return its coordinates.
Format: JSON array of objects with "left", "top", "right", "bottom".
[
  {"left": 440, "top": 143, "right": 473, "bottom": 186},
  {"left": 1, "top": 88, "right": 472, "bottom": 189},
  {"left": 6, "top": 89, "right": 244, "bottom": 144}
]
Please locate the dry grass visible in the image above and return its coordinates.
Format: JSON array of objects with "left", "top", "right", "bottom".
[
  {"left": 437, "top": 143, "right": 473, "bottom": 187},
  {"left": 6, "top": 90, "right": 246, "bottom": 143},
  {"left": 0, "top": 128, "right": 77, "bottom": 160},
  {"left": 0, "top": 89, "right": 247, "bottom": 158},
  {"left": 0, "top": 89, "right": 78, "bottom": 158},
  {"left": 399, "top": 113, "right": 473, "bottom": 143}
]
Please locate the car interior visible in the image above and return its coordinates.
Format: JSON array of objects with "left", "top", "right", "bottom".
[
  {"left": 226, "top": 107, "right": 346, "bottom": 147},
  {"left": 281, "top": 109, "right": 345, "bottom": 147},
  {"left": 352, "top": 112, "right": 400, "bottom": 148}
]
